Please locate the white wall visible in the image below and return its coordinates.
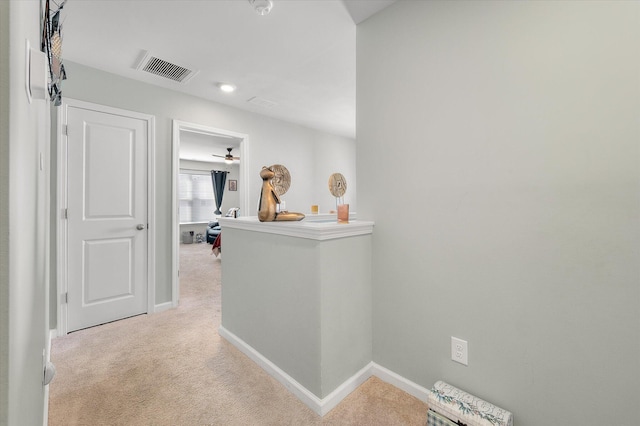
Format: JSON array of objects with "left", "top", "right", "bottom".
[
  {"left": 221, "top": 228, "right": 372, "bottom": 399},
  {"left": 1, "top": 1, "right": 51, "bottom": 424},
  {"left": 59, "top": 61, "right": 355, "bottom": 308},
  {"left": 0, "top": 1, "right": 9, "bottom": 421},
  {"left": 358, "top": 2, "right": 639, "bottom": 425},
  {"left": 313, "top": 132, "right": 357, "bottom": 214}
]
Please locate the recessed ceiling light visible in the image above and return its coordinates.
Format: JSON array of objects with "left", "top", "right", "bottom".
[{"left": 217, "top": 83, "right": 236, "bottom": 93}]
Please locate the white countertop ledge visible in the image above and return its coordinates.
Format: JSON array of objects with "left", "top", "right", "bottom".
[{"left": 219, "top": 215, "right": 374, "bottom": 241}]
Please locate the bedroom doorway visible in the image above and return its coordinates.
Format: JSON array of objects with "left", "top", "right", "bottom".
[{"left": 171, "top": 120, "right": 249, "bottom": 307}]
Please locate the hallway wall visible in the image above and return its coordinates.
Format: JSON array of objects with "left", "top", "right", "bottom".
[
  {"left": 1, "top": 1, "right": 52, "bottom": 424},
  {"left": 357, "top": 2, "right": 640, "bottom": 425}
]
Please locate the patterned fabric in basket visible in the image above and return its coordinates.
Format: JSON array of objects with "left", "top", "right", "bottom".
[
  {"left": 427, "top": 409, "right": 458, "bottom": 426},
  {"left": 427, "top": 381, "right": 513, "bottom": 426}
]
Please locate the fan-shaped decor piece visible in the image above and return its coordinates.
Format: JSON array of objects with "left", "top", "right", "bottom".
[
  {"left": 329, "top": 173, "right": 349, "bottom": 223},
  {"left": 269, "top": 164, "right": 291, "bottom": 196},
  {"left": 328, "top": 173, "right": 347, "bottom": 198}
]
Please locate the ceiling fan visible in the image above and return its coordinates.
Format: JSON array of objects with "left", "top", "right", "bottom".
[{"left": 212, "top": 147, "right": 240, "bottom": 164}]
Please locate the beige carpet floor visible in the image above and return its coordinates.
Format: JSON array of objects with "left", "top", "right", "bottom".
[{"left": 48, "top": 243, "right": 428, "bottom": 425}]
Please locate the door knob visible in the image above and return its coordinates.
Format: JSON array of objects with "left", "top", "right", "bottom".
[{"left": 136, "top": 224, "right": 145, "bottom": 230}]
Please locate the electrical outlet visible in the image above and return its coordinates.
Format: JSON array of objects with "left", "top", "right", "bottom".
[{"left": 451, "top": 337, "right": 468, "bottom": 366}]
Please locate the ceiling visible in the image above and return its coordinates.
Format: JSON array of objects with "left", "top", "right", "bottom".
[
  {"left": 180, "top": 131, "right": 242, "bottom": 164},
  {"left": 61, "top": 0, "right": 397, "bottom": 140}
]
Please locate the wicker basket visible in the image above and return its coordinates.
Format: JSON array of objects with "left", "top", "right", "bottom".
[{"left": 427, "top": 381, "right": 513, "bottom": 426}]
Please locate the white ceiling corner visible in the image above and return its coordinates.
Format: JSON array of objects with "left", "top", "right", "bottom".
[{"left": 342, "top": 0, "right": 397, "bottom": 24}]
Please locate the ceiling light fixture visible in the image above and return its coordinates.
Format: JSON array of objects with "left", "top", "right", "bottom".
[
  {"left": 249, "top": 0, "right": 273, "bottom": 16},
  {"left": 217, "top": 82, "right": 236, "bottom": 93},
  {"left": 212, "top": 148, "right": 240, "bottom": 164}
]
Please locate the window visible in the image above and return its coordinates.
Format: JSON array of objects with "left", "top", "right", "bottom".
[{"left": 179, "top": 171, "right": 214, "bottom": 223}]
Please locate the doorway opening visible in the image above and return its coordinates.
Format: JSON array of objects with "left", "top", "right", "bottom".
[{"left": 171, "top": 120, "right": 249, "bottom": 307}]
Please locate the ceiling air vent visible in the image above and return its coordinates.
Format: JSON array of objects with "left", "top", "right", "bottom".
[
  {"left": 134, "top": 51, "right": 197, "bottom": 84},
  {"left": 247, "top": 96, "right": 278, "bottom": 109}
]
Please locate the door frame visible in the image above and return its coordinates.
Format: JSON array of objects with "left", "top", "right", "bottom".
[
  {"left": 171, "top": 120, "right": 249, "bottom": 306},
  {"left": 56, "top": 98, "right": 156, "bottom": 336}
]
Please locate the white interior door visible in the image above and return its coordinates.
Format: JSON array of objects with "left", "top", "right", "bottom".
[{"left": 66, "top": 104, "right": 148, "bottom": 332}]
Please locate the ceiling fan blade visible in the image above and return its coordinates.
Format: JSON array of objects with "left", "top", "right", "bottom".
[{"left": 212, "top": 148, "right": 240, "bottom": 161}]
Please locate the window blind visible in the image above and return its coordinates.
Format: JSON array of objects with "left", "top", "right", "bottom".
[{"left": 178, "top": 172, "right": 215, "bottom": 223}]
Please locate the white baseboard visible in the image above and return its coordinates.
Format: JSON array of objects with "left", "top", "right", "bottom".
[
  {"left": 320, "top": 362, "right": 374, "bottom": 415},
  {"left": 154, "top": 301, "right": 174, "bottom": 313},
  {"left": 219, "top": 326, "right": 373, "bottom": 416},
  {"left": 219, "top": 326, "right": 429, "bottom": 416},
  {"left": 219, "top": 326, "right": 324, "bottom": 414},
  {"left": 43, "top": 329, "right": 56, "bottom": 426},
  {"left": 371, "top": 362, "right": 430, "bottom": 402}
]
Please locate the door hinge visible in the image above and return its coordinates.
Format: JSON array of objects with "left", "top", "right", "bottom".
[
  {"left": 63, "top": 208, "right": 68, "bottom": 219},
  {"left": 62, "top": 292, "right": 68, "bottom": 304},
  {"left": 62, "top": 124, "right": 68, "bottom": 136}
]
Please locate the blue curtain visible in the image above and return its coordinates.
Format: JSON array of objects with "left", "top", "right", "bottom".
[{"left": 211, "top": 170, "right": 228, "bottom": 215}]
